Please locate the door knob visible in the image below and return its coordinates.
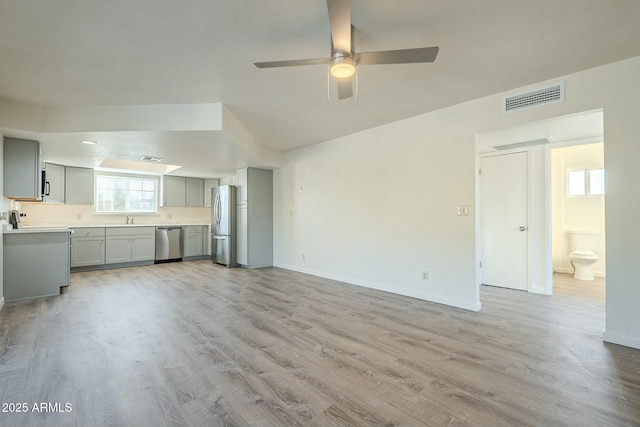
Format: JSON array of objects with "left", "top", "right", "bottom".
[{"left": 519, "top": 226, "right": 528, "bottom": 231}]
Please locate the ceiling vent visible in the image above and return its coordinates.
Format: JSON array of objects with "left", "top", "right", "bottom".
[
  {"left": 490, "top": 137, "right": 553, "bottom": 151},
  {"left": 503, "top": 82, "right": 564, "bottom": 113},
  {"left": 139, "top": 156, "right": 163, "bottom": 162}
]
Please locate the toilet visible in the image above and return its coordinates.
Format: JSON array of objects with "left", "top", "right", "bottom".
[{"left": 568, "top": 231, "right": 601, "bottom": 281}]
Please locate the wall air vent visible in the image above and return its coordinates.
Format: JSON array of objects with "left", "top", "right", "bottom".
[
  {"left": 503, "top": 81, "right": 564, "bottom": 113},
  {"left": 490, "top": 137, "right": 553, "bottom": 151}
]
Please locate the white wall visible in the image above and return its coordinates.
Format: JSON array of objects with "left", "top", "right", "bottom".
[
  {"left": 275, "top": 105, "right": 479, "bottom": 310},
  {"left": 552, "top": 143, "right": 606, "bottom": 276},
  {"left": 273, "top": 55, "right": 640, "bottom": 349}
]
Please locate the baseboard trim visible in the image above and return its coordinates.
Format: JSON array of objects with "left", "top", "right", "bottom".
[
  {"left": 553, "top": 268, "right": 606, "bottom": 278},
  {"left": 274, "top": 263, "right": 481, "bottom": 312},
  {"left": 603, "top": 330, "right": 640, "bottom": 350}
]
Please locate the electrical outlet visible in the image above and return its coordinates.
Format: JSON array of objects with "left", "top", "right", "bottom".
[
  {"left": 422, "top": 271, "right": 429, "bottom": 281},
  {"left": 456, "top": 205, "right": 469, "bottom": 216}
]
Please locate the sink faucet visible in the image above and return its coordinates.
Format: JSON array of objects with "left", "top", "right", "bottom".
[{"left": 126, "top": 216, "right": 134, "bottom": 224}]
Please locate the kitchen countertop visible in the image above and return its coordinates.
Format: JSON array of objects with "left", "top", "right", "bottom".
[
  {"left": 7, "top": 223, "right": 210, "bottom": 233},
  {"left": 70, "top": 223, "right": 210, "bottom": 228},
  {"left": 4, "top": 226, "right": 72, "bottom": 234},
  {"left": 21, "top": 222, "right": 209, "bottom": 229}
]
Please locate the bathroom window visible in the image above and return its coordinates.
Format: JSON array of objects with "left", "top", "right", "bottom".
[
  {"left": 567, "top": 168, "right": 605, "bottom": 197},
  {"left": 96, "top": 173, "right": 158, "bottom": 213}
]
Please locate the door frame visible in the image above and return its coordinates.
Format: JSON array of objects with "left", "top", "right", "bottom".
[{"left": 476, "top": 144, "right": 553, "bottom": 296}]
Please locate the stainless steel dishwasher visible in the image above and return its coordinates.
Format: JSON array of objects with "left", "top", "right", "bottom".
[{"left": 155, "top": 226, "right": 183, "bottom": 262}]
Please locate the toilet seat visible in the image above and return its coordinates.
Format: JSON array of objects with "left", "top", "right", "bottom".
[{"left": 570, "top": 250, "right": 598, "bottom": 261}]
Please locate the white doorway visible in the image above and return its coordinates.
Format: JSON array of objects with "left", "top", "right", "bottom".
[
  {"left": 475, "top": 109, "right": 604, "bottom": 299},
  {"left": 480, "top": 151, "right": 529, "bottom": 290}
]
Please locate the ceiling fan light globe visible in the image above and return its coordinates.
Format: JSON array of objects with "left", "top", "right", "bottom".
[{"left": 330, "top": 56, "right": 356, "bottom": 79}]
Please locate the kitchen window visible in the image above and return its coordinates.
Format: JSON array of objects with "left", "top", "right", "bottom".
[{"left": 96, "top": 173, "right": 158, "bottom": 213}]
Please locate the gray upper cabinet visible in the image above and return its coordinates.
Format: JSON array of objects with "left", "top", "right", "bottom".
[
  {"left": 163, "top": 176, "right": 186, "bottom": 207},
  {"left": 3, "top": 137, "right": 43, "bottom": 200},
  {"left": 236, "top": 167, "right": 248, "bottom": 205},
  {"left": 185, "top": 177, "right": 204, "bottom": 207},
  {"left": 65, "top": 166, "right": 94, "bottom": 205},
  {"left": 44, "top": 162, "right": 65, "bottom": 204},
  {"left": 203, "top": 179, "right": 219, "bottom": 207},
  {"left": 163, "top": 176, "right": 205, "bottom": 207}
]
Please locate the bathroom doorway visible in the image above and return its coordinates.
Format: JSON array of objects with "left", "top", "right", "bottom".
[
  {"left": 550, "top": 142, "right": 606, "bottom": 287},
  {"left": 476, "top": 109, "right": 605, "bottom": 298}
]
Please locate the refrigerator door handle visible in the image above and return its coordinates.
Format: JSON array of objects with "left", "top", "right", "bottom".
[
  {"left": 216, "top": 194, "right": 222, "bottom": 224},
  {"left": 213, "top": 193, "right": 219, "bottom": 225}
]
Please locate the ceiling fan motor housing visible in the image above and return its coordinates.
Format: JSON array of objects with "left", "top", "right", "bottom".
[{"left": 330, "top": 51, "right": 356, "bottom": 78}]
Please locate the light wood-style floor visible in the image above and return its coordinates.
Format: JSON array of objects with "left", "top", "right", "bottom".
[{"left": 0, "top": 262, "right": 638, "bottom": 426}]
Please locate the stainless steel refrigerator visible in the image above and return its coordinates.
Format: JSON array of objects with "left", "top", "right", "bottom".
[{"left": 211, "top": 185, "right": 238, "bottom": 267}]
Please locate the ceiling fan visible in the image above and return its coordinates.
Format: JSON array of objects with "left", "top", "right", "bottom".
[{"left": 254, "top": 0, "right": 439, "bottom": 100}]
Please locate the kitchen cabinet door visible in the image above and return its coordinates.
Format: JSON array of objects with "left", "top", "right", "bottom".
[
  {"left": 131, "top": 234, "right": 155, "bottom": 261},
  {"left": 3, "top": 232, "right": 69, "bottom": 301},
  {"left": 203, "top": 179, "right": 219, "bottom": 207},
  {"left": 44, "top": 162, "right": 65, "bottom": 204},
  {"left": 236, "top": 204, "right": 248, "bottom": 265},
  {"left": 163, "top": 176, "right": 186, "bottom": 206},
  {"left": 105, "top": 235, "right": 132, "bottom": 264},
  {"left": 185, "top": 178, "right": 204, "bottom": 207},
  {"left": 236, "top": 168, "right": 272, "bottom": 268},
  {"left": 3, "top": 137, "right": 42, "bottom": 200},
  {"left": 236, "top": 167, "right": 248, "bottom": 205},
  {"left": 184, "top": 226, "right": 204, "bottom": 257},
  {"left": 65, "top": 166, "right": 94, "bottom": 205},
  {"left": 71, "top": 237, "right": 105, "bottom": 267}
]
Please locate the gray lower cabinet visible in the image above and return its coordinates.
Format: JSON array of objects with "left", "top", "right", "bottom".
[
  {"left": 132, "top": 233, "right": 155, "bottom": 261},
  {"left": 3, "top": 231, "right": 70, "bottom": 302},
  {"left": 183, "top": 225, "right": 205, "bottom": 257},
  {"left": 105, "top": 227, "right": 155, "bottom": 264},
  {"left": 71, "top": 228, "right": 105, "bottom": 267}
]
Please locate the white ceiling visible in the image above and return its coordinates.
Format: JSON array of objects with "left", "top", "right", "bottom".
[{"left": 1, "top": 0, "right": 640, "bottom": 177}]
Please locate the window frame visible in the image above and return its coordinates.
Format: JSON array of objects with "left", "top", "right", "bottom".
[
  {"left": 566, "top": 167, "right": 605, "bottom": 198},
  {"left": 95, "top": 172, "right": 160, "bottom": 214}
]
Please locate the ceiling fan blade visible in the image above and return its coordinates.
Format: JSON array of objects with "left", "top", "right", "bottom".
[
  {"left": 327, "top": 0, "right": 352, "bottom": 53},
  {"left": 254, "top": 58, "right": 329, "bottom": 68},
  {"left": 336, "top": 77, "right": 353, "bottom": 100},
  {"left": 357, "top": 46, "right": 439, "bottom": 66}
]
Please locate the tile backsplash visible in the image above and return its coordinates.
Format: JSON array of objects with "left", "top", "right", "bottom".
[{"left": 16, "top": 202, "right": 210, "bottom": 227}]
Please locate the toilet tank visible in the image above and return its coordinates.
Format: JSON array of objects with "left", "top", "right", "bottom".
[{"left": 568, "top": 231, "right": 601, "bottom": 253}]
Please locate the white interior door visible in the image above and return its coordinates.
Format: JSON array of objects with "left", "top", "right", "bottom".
[{"left": 481, "top": 151, "right": 529, "bottom": 290}]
